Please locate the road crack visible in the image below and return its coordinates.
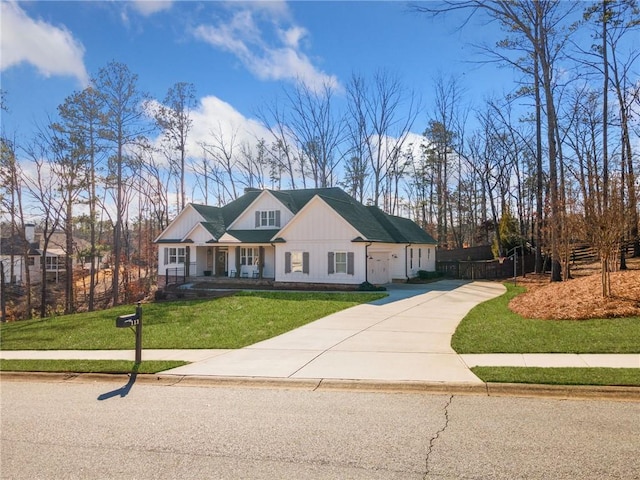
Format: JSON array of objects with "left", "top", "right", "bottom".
[{"left": 424, "top": 394, "right": 453, "bottom": 479}]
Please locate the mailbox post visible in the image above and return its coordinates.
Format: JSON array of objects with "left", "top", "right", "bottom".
[{"left": 116, "top": 302, "right": 142, "bottom": 364}]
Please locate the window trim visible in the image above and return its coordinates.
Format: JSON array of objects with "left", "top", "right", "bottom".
[
  {"left": 240, "top": 247, "right": 259, "bottom": 266},
  {"left": 165, "top": 247, "right": 186, "bottom": 265},
  {"left": 335, "top": 251, "right": 348, "bottom": 274},
  {"left": 329, "top": 251, "right": 354, "bottom": 275},
  {"left": 256, "top": 209, "right": 281, "bottom": 228}
]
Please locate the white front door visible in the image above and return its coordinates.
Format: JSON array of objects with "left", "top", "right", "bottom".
[{"left": 368, "top": 252, "right": 389, "bottom": 285}]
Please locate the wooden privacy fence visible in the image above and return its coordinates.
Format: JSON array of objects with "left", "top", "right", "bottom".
[{"left": 437, "top": 255, "right": 535, "bottom": 280}]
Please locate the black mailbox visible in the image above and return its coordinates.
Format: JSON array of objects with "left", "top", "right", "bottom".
[
  {"left": 116, "top": 313, "right": 140, "bottom": 328},
  {"left": 115, "top": 303, "right": 143, "bottom": 364}
]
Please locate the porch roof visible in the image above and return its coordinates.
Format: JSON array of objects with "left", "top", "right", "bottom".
[{"left": 222, "top": 229, "right": 280, "bottom": 243}]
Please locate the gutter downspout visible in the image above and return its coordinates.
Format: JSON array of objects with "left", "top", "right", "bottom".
[
  {"left": 405, "top": 243, "right": 412, "bottom": 281},
  {"left": 364, "top": 242, "right": 372, "bottom": 283}
]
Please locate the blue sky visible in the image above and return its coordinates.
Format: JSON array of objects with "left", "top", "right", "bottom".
[{"left": 1, "top": 0, "right": 516, "bottom": 149}]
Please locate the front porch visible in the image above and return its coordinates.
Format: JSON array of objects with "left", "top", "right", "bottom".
[{"left": 161, "top": 268, "right": 275, "bottom": 288}]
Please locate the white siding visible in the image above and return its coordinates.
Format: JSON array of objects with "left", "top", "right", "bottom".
[
  {"left": 157, "top": 244, "right": 186, "bottom": 277},
  {"left": 159, "top": 206, "right": 204, "bottom": 241},
  {"left": 406, "top": 244, "right": 436, "bottom": 277},
  {"left": 186, "top": 224, "right": 213, "bottom": 243},
  {"left": 231, "top": 192, "right": 294, "bottom": 230},
  {"left": 275, "top": 198, "right": 365, "bottom": 284}
]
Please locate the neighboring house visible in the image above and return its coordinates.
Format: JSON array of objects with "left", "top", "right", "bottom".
[
  {"left": 0, "top": 224, "right": 40, "bottom": 284},
  {"left": 0, "top": 224, "right": 100, "bottom": 284},
  {"left": 155, "top": 187, "right": 437, "bottom": 287}
]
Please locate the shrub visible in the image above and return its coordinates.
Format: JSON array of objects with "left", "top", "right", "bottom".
[
  {"left": 358, "top": 281, "right": 386, "bottom": 291},
  {"left": 417, "top": 270, "right": 443, "bottom": 280}
]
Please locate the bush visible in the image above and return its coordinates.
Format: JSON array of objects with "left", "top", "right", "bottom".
[
  {"left": 358, "top": 281, "right": 386, "bottom": 291},
  {"left": 417, "top": 270, "right": 443, "bottom": 280}
]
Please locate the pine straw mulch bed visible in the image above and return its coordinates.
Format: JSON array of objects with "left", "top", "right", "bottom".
[{"left": 509, "top": 264, "right": 640, "bottom": 320}]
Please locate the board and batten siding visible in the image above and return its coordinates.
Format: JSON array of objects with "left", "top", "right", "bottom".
[
  {"left": 186, "top": 224, "right": 213, "bottom": 243},
  {"left": 231, "top": 192, "right": 294, "bottom": 230},
  {"left": 275, "top": 197, "right": 366, "bottom": 284},
  {"left": 160, "top": 206, "right": 205, "bottom": 241},
  {"left": 406, "top": 245, "right": 436, "bottom": 277}
]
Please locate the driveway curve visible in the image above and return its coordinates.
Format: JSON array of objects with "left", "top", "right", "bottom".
[{"left": 163, "top": 280, "right": 506, "bottom": 384}]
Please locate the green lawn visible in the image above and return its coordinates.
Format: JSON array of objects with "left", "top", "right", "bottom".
[
  {"left": 472, "top": 367, "right": 640, "bottom": 387},
  {"left": 0, "top": 291, "right": 385, "bottom": 350},
  {"left": 0, "top": 359, "right": 186, "bottom": 374},
  {"left": 452, "top": 283, "right": 640, "bottom": 354}
]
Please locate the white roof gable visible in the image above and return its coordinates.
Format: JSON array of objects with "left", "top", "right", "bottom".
[
  {"left": 154, "top": 204, "right": 204, "bottom": 243},
  {"left": 228, "top": 190, "right": 294, "bottom": 230},
  {"left": 182, "top": 223, "right": 216, "bottom": 243},
  {"left": 275, "top": 195, "right": 362, "bottom": 242}
]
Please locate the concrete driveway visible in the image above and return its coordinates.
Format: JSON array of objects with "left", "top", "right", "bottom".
[{"left": 163, "top": 280, "right": 506, "bottom": 384}]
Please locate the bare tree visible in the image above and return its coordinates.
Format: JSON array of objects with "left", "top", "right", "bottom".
[
  {"left": 0, "top": 136, "right": 33, "bottom": 319},
  {"left": 200, "top": 123, "right": 242, "bottom": 201},
  {"left": 22, "top": 142, "right": 63, "bottom": 318},
  {"left": 154, "top": 82, "right": 196, "bottom": 211},
  {"left": 286, "top": 82, "right": 345, "bottom": 188},
  {"left": 346, "top": 70, "right": 419, "bottom": 210},
  {"left": 93, "top": 61, "right": 149, "bottom": 305},
  {"left": 255, "top": 101, "right": 299, "bottom": 189}
]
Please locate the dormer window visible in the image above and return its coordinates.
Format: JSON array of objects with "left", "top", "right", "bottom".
[{"left": 255, "top": 210, "right": 281, "bottom": 228}]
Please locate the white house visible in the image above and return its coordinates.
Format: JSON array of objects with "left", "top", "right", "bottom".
[
  {"left": 0, "top": 224, "right": 100, "bottom": 285},
  {"left": 155, "top": 187, "right": 437, "bottom": 286}
]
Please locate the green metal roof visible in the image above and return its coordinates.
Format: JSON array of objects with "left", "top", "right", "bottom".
[
  {"left": 224, "top": 229, "right": 281, "bottom": 243},
  {"left": 188, "top": 187, "right": 435, "bottom": 246},
  {"left": 200, "top": 222, "right": 226, "bottom": 239}
]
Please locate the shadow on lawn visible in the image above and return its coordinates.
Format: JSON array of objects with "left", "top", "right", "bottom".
[{"left": 97, "top": 364, "right": 138, "bottom": 401}]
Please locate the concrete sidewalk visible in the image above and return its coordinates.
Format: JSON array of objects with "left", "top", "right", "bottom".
[{"left": 2, "top": 280, "right": 638, "bottom": 383}]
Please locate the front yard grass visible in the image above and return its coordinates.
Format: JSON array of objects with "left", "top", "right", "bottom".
[
  {"left": 0, "top": 291, "right": 385, "bottom": 350},
  {"left": 0, "top": 359, "right": 186, "bottom": 374},
  {"left": 452, "top": 283, "right": 640, "bottom": 354},
  {"left": 472, "top": 367, "right": 640, "bottom": 387}
]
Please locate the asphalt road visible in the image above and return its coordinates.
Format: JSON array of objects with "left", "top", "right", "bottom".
[{"left": 1, "top": 379, "right": 638, "bottom": 479}]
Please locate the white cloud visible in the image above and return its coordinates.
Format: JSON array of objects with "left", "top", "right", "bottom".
[
  {"left": 192, "top": 4, "right": 340, "bottom": 93},
  {"left": 131, "top": 0, "right": 173, "bottom": 17},
  {"left": 0, "top": 1, "right": 89, "bottom": 86},
  {"left": 147, "top": 94, "right": 270, "bottom": 162}
]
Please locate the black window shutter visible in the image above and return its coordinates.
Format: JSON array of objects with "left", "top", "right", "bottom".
[
  {"left": 275, "top": 210, "right": 281, "bottom": 227},
  {"left": 164, "top": 248, "right": 168, "bottom": 265},
  {"left": 285, "top": 252, "right": 291, "bottom": 273},
  {"left": 347, "top": 252, "right": 354, "bottom": 275},
  {"left": 328, "top": 252, "right": 334, "bottom": 274},
  {"left": 255, "top": 211, "right": 260, "bottom": 228},
  {"left": 303, "top": 252, "right": 309, "bottom": 274}
]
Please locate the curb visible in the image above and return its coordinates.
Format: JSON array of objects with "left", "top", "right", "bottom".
[{"left": 2, "top": 371, "right": 639, "bottom": 401}]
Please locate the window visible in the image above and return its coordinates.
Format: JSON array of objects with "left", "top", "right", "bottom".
[
  {"left": 285, "top": 251, "right": 309, "bottom": 274},
  {"left": 291, "top": 251, "right": 303, "bottom": 273},
  {"left": 165, "top": 247, "right": 186, "bottom": 264},
  {"left": 27, "top": 257, "right": 35, "bottom": 266},
  {"left": 255, "top": 210, "right": 281, "bottom": 228},
  {"left": 328, "top": 251, "right": 354, "bottom": 275},
  {"left": 335, "top": 252, "right": 347, "bottom": 274},
  {"left": 241, "top": 247, "right": 258, "bottom": 266},
  {"left": 44, "top": 256, "right": 64, "bottom": 270}
]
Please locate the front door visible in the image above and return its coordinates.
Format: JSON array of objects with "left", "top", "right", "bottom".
[
  {"left": 368, "top": 252, "right": 389, "bottom": 285},
  {"left": 215, "top": 250, "right": 227, "bottom": 277}
]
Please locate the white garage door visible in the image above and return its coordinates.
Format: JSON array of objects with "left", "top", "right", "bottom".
[{"left": 368, "top": 252, "right": 390, "bottom": 285}]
